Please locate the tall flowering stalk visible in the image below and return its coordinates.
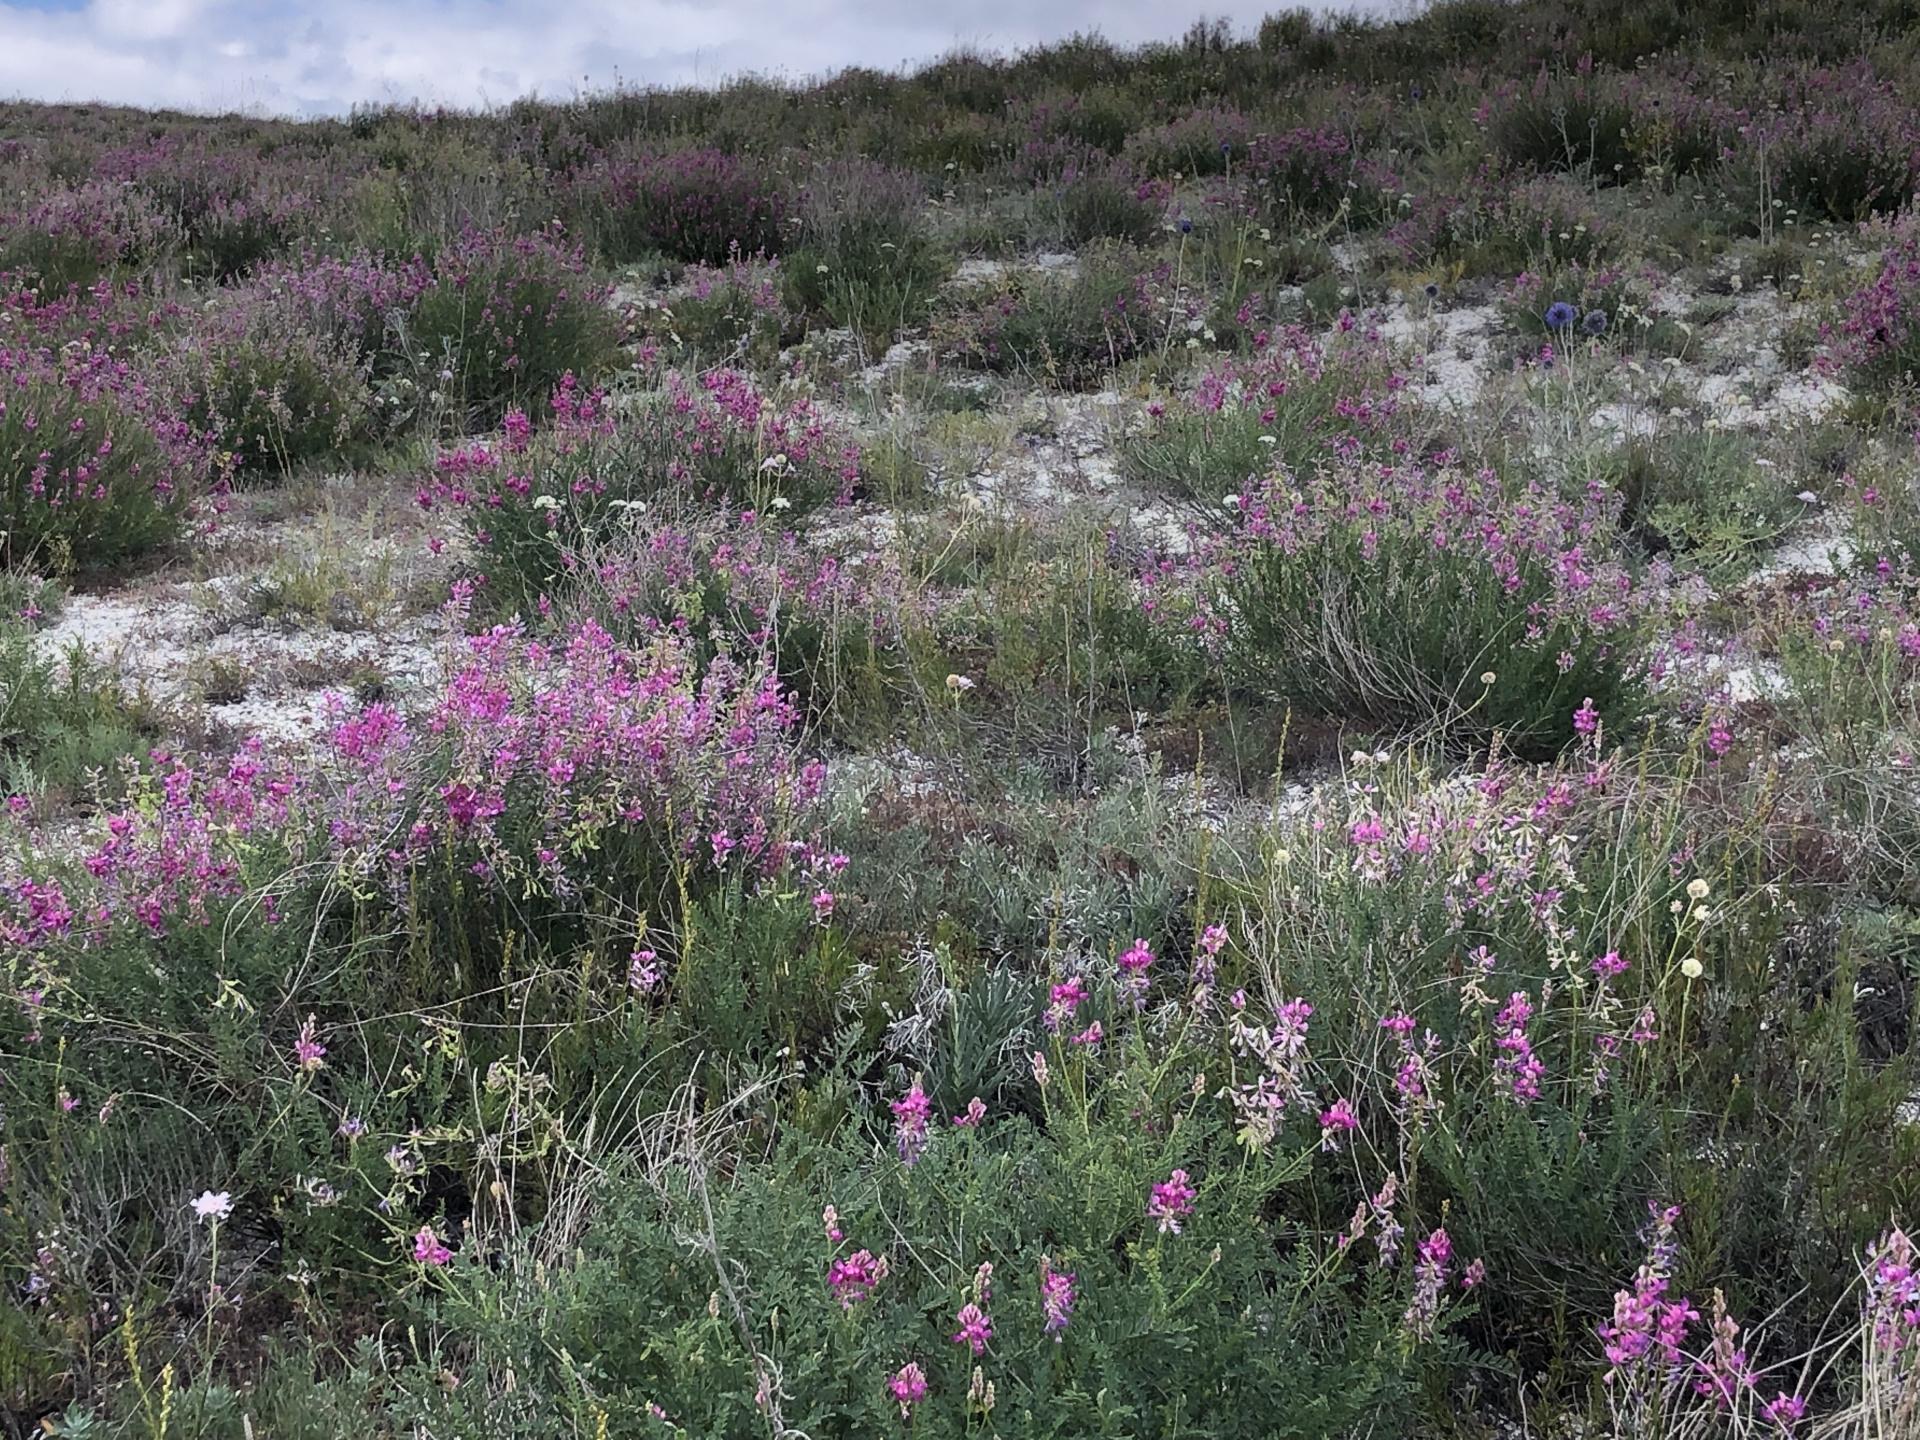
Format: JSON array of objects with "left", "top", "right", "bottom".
[
  {"left": 1492, "top": 991, "right": 1544, "bottom": 1104},
  {"left": 1404, "top": 1228, "right": 1451, "bottom": 1340},
  {"left": 1594, "top": 1202, "right": 1780, "bottom": 1434},
  {"left": 1222, "top": 992, "right": 1316, "bottom": 1149},
  {"left": 951, "top": 1277, "right": 993, "bottom": 1357},
  {"left": 891, "top": 1077, "right": 932, "bottom": 1167},
  {"left": 1861, "top": 1226, "right": 1920, "bottom": 1434},
  {"left": 1039, "top": 1255, "right": 1076, "bottom": 1341}
]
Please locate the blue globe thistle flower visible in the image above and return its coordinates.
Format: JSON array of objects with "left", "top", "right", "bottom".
[
  {"left": 1544, "top": 301, "right": 1578, "bottom": 330},
  {"left": 1423, "top": 282, "right": 1440, "bottom": 300},
  {"left": 1582, "top": 309, "right": 1609, "bottom": 335},
  {"left": 1179, "top": 217, "right": 1193, "bottom": 234}
]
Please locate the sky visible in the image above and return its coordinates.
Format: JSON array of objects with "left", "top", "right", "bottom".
[{"left": 0, "top": 0, "right": 1384, "bottom": 118}]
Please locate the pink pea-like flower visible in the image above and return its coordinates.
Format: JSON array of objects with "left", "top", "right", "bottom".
[
  {"left": 1592, "top": 950, "right": 1628, "bottom": 979},
  {"left": 828, "top": 1249, "right": 887, "bottom": 1308},
  {"left": 1148, "top": 1168, "right": 1198, "bottom": 1234},
  {"left": 951, "top": 1301, "right": 993, "bottom": 1356},
  {"left": 888, "top": 1362, "right": 927, "bottom": 1417},
  {"left": 413, "top": 1226, "right": 452, "bottom": 1266},
  {"left": 1044, "top": 976, "right": 1088, "bottom": 1032},
  {"left": 1318, "top": 1098, "right": 1359, "bottom": 1151},
  {"left": 1762, "top": 1393, "right": 1806, "bottom": 1430},
  {"left": 293, "top": 1013, "right": 327, "bottom": 1072},
  {"left": 891, "top": 1079, "right": 932, "bottom": 1167},
  {"left": 952, "top": 1096, "right": 987, "bottom": 1128},
  {"left": 1039, "top": 1255, "right": 1076, "bottom": 1340}
]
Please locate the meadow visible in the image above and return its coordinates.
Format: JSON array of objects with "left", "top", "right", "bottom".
[{"left": 9, "top": 0, "right": 1920, "bottom": 1434}]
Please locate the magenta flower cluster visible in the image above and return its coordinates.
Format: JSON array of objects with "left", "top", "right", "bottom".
[{"left": 1148, "top": 1168, "right": 1197, "bottom": 1235}]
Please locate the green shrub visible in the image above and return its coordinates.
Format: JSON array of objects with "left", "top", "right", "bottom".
[
  {"left": 0, "top": 368, "right": 190, "bottom": 571},
  {"left": 1492, "top": 77, "right": 1637, "bottom": 181},
  {"left": 938, "top": 250, "right": 1159, "bottom": 389},
  {"left": 426, "top": 370, "right": 857, "bottom": 621},
  {"left": 1122, "top": 344, "right": 1408, "bottom": 507},
  {"left": 393, "top": 228, "right": 623, "bottom": 432},
  {"left": 404, "top": 1003, "right": 1443, "bottom": 1438},
  {"left": 1035, "top": 172, "right": 1164, "bottom": 249},
  {"left": 1152, "top": 455, "right": 1649, "bottom": 754},
  {"left": 780, "top": 160, "right": 951, "bottom": 353},
  {"left": 1221, "top": 526, "right": 1643, "bottom": 752},
  {"left": 1, "top": 182, "right": 180, "bottom": 292},
  {"left": 0, "top": 626, "right": 153, "bottom": 803},
  {"left": 1602, "top": 430, "right": 1797, "bottom": 575},
  {"left": 1247, "top": 746, "right": 1920, "bottom": 1371},
  {"left": 637, "top": 263, "right": 801, "bottom": 368},
  {"left": 172, "top": 308, "right": 374, "bottom": 482},
  {"left": 577, "top": 147, "right": 794, "bottom": 267}
]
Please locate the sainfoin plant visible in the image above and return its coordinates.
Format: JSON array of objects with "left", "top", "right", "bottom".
[
  {"left": 570, "top": 146, "right": 793, "bottom": 266},
  {"left": 0, "top": 308, "right": 196, "bottom": 568},
  {"left": 58, "top": 592, "right": 827, "bottom": 942},
  {"left": 1146, "top": 449, "right": 1650, "bottom": 752},
  {"left": 419, "top": 365, "right": 862, "bottom": 619}
]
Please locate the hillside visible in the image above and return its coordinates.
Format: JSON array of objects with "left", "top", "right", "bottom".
[{"left": 5, "top": 3, "right": 1920, "bottom": 1435}]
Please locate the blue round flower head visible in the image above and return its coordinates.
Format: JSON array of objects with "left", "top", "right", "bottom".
[
  {"left": 1179, "top": 217, "right": 1193, "bottom": 234},
  {"left": 1582, "top": 309, "right": 1609, "bottom": 335},
  {"left": 1220, "top": 141, "right": 1232, "bottom": 153},
  {"left": 1544, "top": 301, "right": 1578, "bottom": 330},
  {"left": 1423, "top": 282, "right": 1440, "bottom": 300}
]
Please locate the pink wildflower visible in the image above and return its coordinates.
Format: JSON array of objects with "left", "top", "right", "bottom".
[
  {"left": 891, "top": 1078, "right": 932, "bottom": 1167},
  {"left": 293, "top": 1014, "right": 326, "bottom": 1072},
  {"left": 1117, "top": 938, "right": 1155, "bottom": 1009},
  {"left": 1404, "top": 1228, "right": 1452, "bottom": 1339},
  {"left": 888, "top": 1362, "right": 927, "bottom": 1417},
  {"left": 1761, "top": 1393, "right": 1806, "bottom": 1430},
  {"left": 1318, "top": 1098, "right": 1359, "bottom": 1150},
  {"left": 1044, "top": 976, "right": 1088, "bottom": 1032},
  {"left": 951, "top": 1301, "right": 992, "bottom": 1356},
  {"left": 1148, "top": 1168, "right": 1197, "bottom": 1235},
  {"left": 413, "top": 1226, "right": 452, "bottom": 1266},
  {"left": 1039, "top": 1255, "right": 1076, "bottom": 1340},
  {"left": 827, "top": 1249, "right": 888, "bottom": 1308},
  {"left": 1493, "top": 991, "right": 1544, "bottom": 1103}
]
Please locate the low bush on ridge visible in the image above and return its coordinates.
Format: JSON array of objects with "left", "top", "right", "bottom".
[{"left": 0, "top": 339, "right": 194, "bottom": 570}]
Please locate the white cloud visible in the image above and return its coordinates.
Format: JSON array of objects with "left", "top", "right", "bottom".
[{"left": 0, "top": 0, "right": 1372, "bottom": 117}]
